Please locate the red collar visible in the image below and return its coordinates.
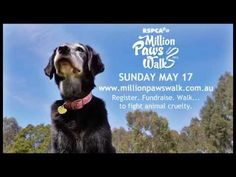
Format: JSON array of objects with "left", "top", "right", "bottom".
[{"left": 64, "top": 92, "right": 93, "bottom": 110}]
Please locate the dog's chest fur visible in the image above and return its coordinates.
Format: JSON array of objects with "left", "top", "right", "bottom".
[{"left": 50, "top": 96, "right": 113, "bottom": 153}]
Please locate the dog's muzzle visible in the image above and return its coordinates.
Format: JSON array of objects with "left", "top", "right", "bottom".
[
  {"left": 54, "top": 54, "right": 82, "bottom": 78},
  {"left": 56, "top": 58, "right": 80, "bottom": 77}
]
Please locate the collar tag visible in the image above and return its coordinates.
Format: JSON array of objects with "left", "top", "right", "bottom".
[{"left": 58, "top": 105, "right": 67, "bottom": 114}]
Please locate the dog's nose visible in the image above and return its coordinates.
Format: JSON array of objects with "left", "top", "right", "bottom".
[{"left": 58, "top": 46, "right": 70, "bottom": 55}]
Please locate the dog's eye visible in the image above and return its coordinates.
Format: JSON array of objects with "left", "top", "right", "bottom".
[{"left": 76, "top": 47, "right": 84, "bottom": 52}]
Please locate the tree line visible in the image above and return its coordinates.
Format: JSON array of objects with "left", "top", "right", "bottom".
[{"left": 3, "top": 72, "right": 233, "bottom": 153}]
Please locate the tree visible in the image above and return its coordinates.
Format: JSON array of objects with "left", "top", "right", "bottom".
[
  {"left": 7, "top": 124, "right": 51, "bottom": 153},
  {"left": 200, "top": 72, "right": 233, "bottom": 153},
  {"left": 168, "top": 130, "right": 180, "bottom": 153},
  {"left": 179, "top": 118, "right": 216, "bottom": 153},
  {"left": 126, "top": 110, "right": 179, "bottom": 153},
  {"left": 3, "top": 117, "right": 21, "bottom": 153},
  {"left": 112, "top": 127, "right": 132, "bottom": 153}
]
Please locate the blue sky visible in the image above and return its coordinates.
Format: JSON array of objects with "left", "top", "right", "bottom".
[{"left": 3, "top": 24, "right": 233, "bottom": 131}]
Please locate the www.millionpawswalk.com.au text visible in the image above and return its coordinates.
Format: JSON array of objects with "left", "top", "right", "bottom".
[{"left": 98, "top": 84, "right": 214, "bottom": 93}]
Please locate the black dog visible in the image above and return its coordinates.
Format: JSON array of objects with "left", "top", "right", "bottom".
[{"left": 44, "top": 43, "right": 115, "bottom": 153}]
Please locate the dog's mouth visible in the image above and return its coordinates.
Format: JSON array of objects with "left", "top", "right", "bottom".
[{"left": 56, "top": 58, "right": 81, "bottom": 77}]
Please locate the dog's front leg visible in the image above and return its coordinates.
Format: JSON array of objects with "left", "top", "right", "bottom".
[
  {"left": 50, "top": 126, "right": 76, "bottom": 153},
  {"left": 50, "top": 100, "right": 76, "bottom": 153},
  {"left": 83, "top": 127, "right": 116, "bottom": 153}
]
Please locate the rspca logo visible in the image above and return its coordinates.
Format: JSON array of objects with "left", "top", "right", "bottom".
[{"left": 132, "top": 27, "right": 179, "bottom": 70}]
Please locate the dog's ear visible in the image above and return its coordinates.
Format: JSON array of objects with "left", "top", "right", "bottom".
[
  {"left": 44, "top": 49, "right": 56, "bottom": 79},
  {"left": 86, "top": 45, "right": 104, "bottom": 76}
]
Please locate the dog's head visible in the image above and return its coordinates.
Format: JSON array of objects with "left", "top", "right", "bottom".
[{"left": 44, "top": 43, "right": 104, "bottom": 100}]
